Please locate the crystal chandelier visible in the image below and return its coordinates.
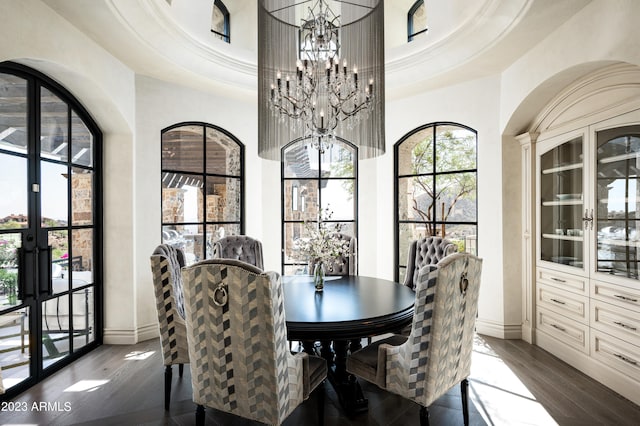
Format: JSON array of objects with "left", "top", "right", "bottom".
[
  {"left": 267, "top": 0, "right": 374, "bottom": 153},
  {"left": 258, "top": 0, "right": 385, "bottom": 161}
]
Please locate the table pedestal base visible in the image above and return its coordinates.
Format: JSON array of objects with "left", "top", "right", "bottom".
[{"left": 304, "top": 339, "right": 368, "bottom": 415}]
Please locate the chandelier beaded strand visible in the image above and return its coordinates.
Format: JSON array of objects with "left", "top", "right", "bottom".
[{"left": 258, "top": 0, "right": 385, "bottom": 160}]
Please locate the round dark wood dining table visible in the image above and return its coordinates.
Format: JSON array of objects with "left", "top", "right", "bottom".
[
  {"left": 282, "top": 274, "right": 416, "bottom": 414},
  {"left": 282, "top": 274, "right": 415, "bottom": 341}
]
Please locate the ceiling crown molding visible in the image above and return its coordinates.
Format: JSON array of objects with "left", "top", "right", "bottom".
[
  {"left": 385, "top": 0, "right": 532, "bottom": 92},
  {"left": 106, "top": 0, "right": 257, "bottom": 91}
]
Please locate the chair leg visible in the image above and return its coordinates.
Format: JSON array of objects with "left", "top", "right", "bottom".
[
  {"left": 178, "top": 363, "right": 184, "bottom": 378},
  {"left": 316, "top": 382, "right": 325, "bottom": 426},
  {"left": 419, "top": 406, "right": 430, "bottom": 426},
  {"left": 164, "top": 365, "right": 172, "bottom": 410},
  {"left": 196, "top": 404, "right": 205, "bottom": 426},
  {"left": 461, "top": 378, "right": 469, "bottom": 426}
]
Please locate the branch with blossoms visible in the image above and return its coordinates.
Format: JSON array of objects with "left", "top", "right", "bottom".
[{"left": 293, "top": 207, "right": 350, "bottom": 265}]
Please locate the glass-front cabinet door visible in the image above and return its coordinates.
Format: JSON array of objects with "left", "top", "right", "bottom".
[
  {"left": 595, "top": 125, "right": 640, "bottom": 279},
  {"left": 538, "top": 132, "right": 588, "bottom": 272}
]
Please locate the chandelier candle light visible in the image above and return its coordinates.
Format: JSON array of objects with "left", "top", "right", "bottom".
[{"left": 258, "top": 0, "right": 385, "bottom": 160}]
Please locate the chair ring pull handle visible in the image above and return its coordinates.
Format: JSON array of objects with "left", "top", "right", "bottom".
[
  {"left": 459, "top": 272, "right": 469, "bottom": 295},
  {"left": 213, "top": 283, "right": 228, "bottom": 307}
]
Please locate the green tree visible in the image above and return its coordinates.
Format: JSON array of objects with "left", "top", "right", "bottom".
[{"left": 410, "top": 130, "right": 476, "bottom": 237}]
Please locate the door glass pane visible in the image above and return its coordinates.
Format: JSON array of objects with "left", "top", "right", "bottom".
[
  {"left": 40, "top": 87, "right": 69, "bottom": 162},
  {"left": 0, "top": 153, "right": 28, "bottom": 229},
  {"left": 162, "top": 125, "right": 203, "bottom": 173},
  {"left": 206, "top": 127, "right": 240, "bottom": 176},
  {"left": 398, "top": 176, "right": 434, "bottom": 221},
  {"left": 162, "top": 173, "right": 202, "bottom": 223},
  {"left": 205, "top": 223, "right": 240, "bottom": 260},
  {"left": 206, "top": 176, "right": 241, "bottom": 222},
  {"left": 0, "top": 233, "right": 21, "bottom": 306},
  {"left": 320, "top": 179, "right": 354, "bottom": 221},
  {"left": 50, "top": 230, "right": 69, "bottom": 295},
  {"left": 42, "top": 295, "right": 70, "bottom": 367},
  {"left": 284, "top": 179, "right": 319, "bottom": 221},
  {"left": 540, "top": 136, "right": 584, "bottom": 267},
  {"left": 72, "top": 228, "right": 93, "bottom": 284},
  {"left": 435, "top": 172, "right": 477, "bottom": 221},
  {"left": 284, "top": 222, "right": 313, "bottom": 265},
  {"left": 41, "top": 161, "right": 68, "bottom": 227},
  {"left": 397, "top": 127, "right": 433, "bottom": 176},
  {"left": 435, "top": 125, "right": 476, "bottom": 172},
  {"left": 72, "top": 168, "right": 93, "bottom": 226},
  {"left": 444, "top": 224, "right": 478, "bottom": 255},
  {"left": 0, "top": 73, "right": 28, "bottom": 153},
  {"left": 283, "top": 144, "right": 320, "bottom": 178},
  {"left": 72, "top": 287, "right": 94, "bottom": 350},
  {"left": 71, "top": 111, "right": 93, "bottom": 167},
  {"left": 596, "top": 126, "right": 640, "bottom": 278},
  {"left": 163, "top": 223, "right": 241, "bottom": 265},
  {"left": 0, "top": 307, "right": 30, "bottom": 391},
  {"left": 321, "top": 141, "right": 355, "bottom": 177}
]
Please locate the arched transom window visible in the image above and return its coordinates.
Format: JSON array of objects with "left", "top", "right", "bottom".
[
  {"left": 408, "top": 0, "right": 427, "bottom": 42},
  {"left": 211, "top": 0, "right": 230, "bottom": 43}
]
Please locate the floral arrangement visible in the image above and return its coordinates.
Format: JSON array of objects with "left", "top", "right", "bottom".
[{"left": 293, "top": 207, "right": 350, "bottom": 266}]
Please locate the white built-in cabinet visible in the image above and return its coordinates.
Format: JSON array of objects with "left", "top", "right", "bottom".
[{"left": 534, "top": 109, "right": 640, "bottom": 405}]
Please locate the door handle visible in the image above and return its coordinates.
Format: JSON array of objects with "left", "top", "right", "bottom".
[
  {"left": 17, "top": 247, "right": 36, "bottom": 300},
  {"left": 583, "top": 209, "right": 594, "bottom": 230},
  {"left": 38, "top": 245, "right": 53, "bottom": 297}
]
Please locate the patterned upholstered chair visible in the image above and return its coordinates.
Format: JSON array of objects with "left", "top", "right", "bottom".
[
  {"left": 347, "top": 253, "right": 482, "bottom": 426},
  {"left": 181, "top": 258, "right": 327, "bottom": 426},
  {"left": 211, "top": 235, "right": 264, "bottom": 270},
  {"left": 403, "top": 236, "right": 457, "bottom": 290},
  {"left": 149, "top": 244, "right": 190, "bottom": 410}
]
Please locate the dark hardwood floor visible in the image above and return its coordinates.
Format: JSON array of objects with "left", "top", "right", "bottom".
[{"left": 3, "top": 334, "right": 640, "bottom": 425}]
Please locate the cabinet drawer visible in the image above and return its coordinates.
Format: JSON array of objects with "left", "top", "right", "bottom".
[
  {"left": 591, "top": 280, "right": 640, "bottom": 313},
  {"left": 537, "top": 306, "right": 589, "bottom": 353},
  {"left": 591, "top": 300, "right": 640, "bottom": 347},
  {"left": 537, "top": 283, "right": 588, "bottom": 323},
  {"left": 537, "top": 268, "right": 588, "bottom": 295},
  {"left": 591, "top": 329, "right": 640, "bottom": 382}
]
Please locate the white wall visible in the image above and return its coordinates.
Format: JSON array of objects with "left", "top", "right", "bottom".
[
  {"left": 134, "top": 75, "right": 261, "bottom": 334},
  {"left": 0, "top": 0, "right": 141, "bottom": 343},
  {"left": 378, "top": 75, "right": 504, "bottom": 335}
]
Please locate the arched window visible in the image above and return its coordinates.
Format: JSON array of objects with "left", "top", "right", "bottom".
[
  {"left": 408, "top": 0, "right": 427, "bottom": 42},
  {"left": 211, "top": 0, "right": 230, "bottom": 43},
  {"left": 161, "top": 123, "right": 244, "bottom": 264},
  {"left": 395, "top": 122, "right": 477, "bottom": 283},
  {"left": 281, "top": 140, "right": 358, "bottom": 275}
]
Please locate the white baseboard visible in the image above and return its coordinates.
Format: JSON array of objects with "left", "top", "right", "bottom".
[
  {"left": 476, "top": 318, "right": 522, "bottom": 339},
  {"left": 103, "top": 323, "right": 159, "bottom": 345}
]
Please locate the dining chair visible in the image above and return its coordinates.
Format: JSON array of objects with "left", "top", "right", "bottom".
[
  {"left": 346, "top": 252, "right": 482, "bottom": 426},
  {"left": 149, "top": 244, "right": 190, "bottom": 410},
  {"left": 403, "top": 236, "right": 457, "bottom": 290},
  {"left": 181, "top": 258, "right": 327, "bottom": 426},
  {"left": 211, "top": 235, "right": 264, "bottom": 270}
]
